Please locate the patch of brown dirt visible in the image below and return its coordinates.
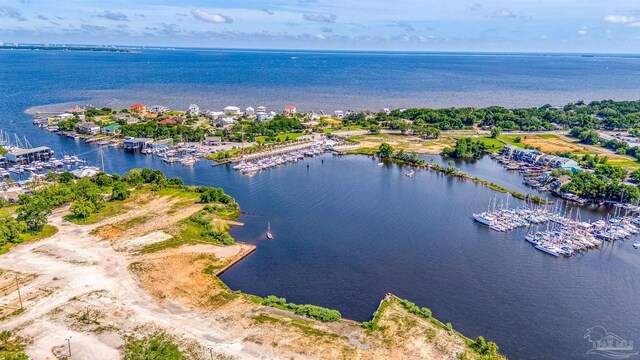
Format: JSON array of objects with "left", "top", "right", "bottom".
[{"left": 522, "top": 136, "right": 584, "bottom": 153}]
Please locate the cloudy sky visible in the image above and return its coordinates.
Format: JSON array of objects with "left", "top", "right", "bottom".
[{"left": 1, "top": 0, "right": 640, "bottom": 52}]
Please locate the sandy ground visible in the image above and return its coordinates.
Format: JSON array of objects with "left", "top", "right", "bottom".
[
  {"left": 0, "top": 206, "right": 264, "bottom": 359},
  {"left": 0, "top": 193, "right": 491, "bottom": 359}
]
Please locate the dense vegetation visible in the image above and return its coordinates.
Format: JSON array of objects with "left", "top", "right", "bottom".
[
  {"left": 261, "top": 295, "right": 342, "bottom": 322},
  {"left": 441, "top": 138, "right": 487, "bottom": 159},
  {"left": 377, "top": 143, "right": 425, "bottom": 165},
  {"left": 369, "top": 100, "right": 640, "bottom": 131},
  {"left": 561, "top": 169, "right": 640, "bottom": 202},
  {"left": 15, "top": 169, "right": 234, "bottom": 233},
  {"left": 121, "top": 122, "right": 207, "bottom": 142}
]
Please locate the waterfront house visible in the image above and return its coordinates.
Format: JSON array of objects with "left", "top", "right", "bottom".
[
  {"left": 188, "top": 104, "right": 200, "bottom": 116},
  {"left": 256, "top": 106, "right": 267, "bottom": 114},
  {"left": 216, "top": 116, "right": 237, "bottom": 126},
  {"left": 71, "top": 167, "right": 100, "bottom": 179},
  {"left": 58, "top": 113, "right": 74, "bottom": 120},
  {"left": 102, "top": 124, "right": 121, "bottom": 136},
  {"left": 6, "top": 146, "right": 53, "bottom": 164},
  {"left": 284, "top": 105, "right": 297, "bottom": 117},
  {"left": 123, "top": 137, "right": 153, "bottom": 151},
  {"left": 245, "top": 107, "right": 255, "bottom": 116},
  {"left": 150, "top": 105, "right": 168, "bottom": 114},
  {"left": 144, "top": 113, "right": 158, "bottom": 120},
  {"left": 223, "top": 106, "right": 241, "bottom": 116},
  {"left": 130, "top": 103, "right": 146, "bottom": 115},
  {"left": 381, "top": 108, "right": 391, "bottom": 115},
  {"left": 77, "top": 122, "right": 101, "bottom": 135},
  {"left": 334, "top": 110, "right": 344, "bottom": 119}
]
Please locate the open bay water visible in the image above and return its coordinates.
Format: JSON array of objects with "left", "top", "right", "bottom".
[{"left": 1, "top": 48, "right": 640, "bottom": 359}]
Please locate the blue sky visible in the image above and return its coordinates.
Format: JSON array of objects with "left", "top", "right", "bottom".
[{"left": 1, "top": 0, "right": 640, "bottom": 52}]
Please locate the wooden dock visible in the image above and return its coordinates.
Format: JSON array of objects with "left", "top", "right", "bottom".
[{"left": 215, "top": 244, "right": 256, "bottom": 276}]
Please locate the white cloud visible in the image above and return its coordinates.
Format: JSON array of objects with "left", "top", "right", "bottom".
[
  {"left": 630, "top": 22, "right": 640, "bottom": 28},
  {"left": 191, "top": 9, "right": 233, "bottom": 24},
  {"left": 603, "top": 15, "right": 637, "bottom": 24},
  {"left": 577, "top": 27, "right": 588, "bottom": 36}
]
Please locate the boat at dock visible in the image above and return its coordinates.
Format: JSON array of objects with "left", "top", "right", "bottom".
[{"left": 405, "top": 170, "right": 415, "bottom": 177}]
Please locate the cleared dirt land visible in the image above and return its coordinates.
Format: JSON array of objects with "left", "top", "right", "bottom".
[{"left": 0, "top": 189, "right": 497, "bottom": 359}]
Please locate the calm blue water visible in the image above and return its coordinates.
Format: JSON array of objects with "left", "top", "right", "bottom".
[{"left": 1, "top": 49, "right": 640, "bottom": 359}]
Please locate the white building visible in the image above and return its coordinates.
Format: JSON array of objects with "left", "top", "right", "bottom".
[
  {"left": 58, "top": 113, "right": 74, "bottom": 120},
  {"left": 188, "top": 104, "right": 200, "bottom": 116},
  {"left": 334, "top": 110, "right": 344, "bottom": 119},
  {"left": 381, "top": 108, "right": 391, "bottom": 115},
  {"left": 256, "top": 106, "right": 267, "bottom": 114},
  {"left": 223, "top": 106, "right": 241, "bottom": 116},
  {"left": 245, "top": 107, "right": 255, "bottom": 116},
  {"left": 150, "top": 105, "right": 168, "bottom": 114}
]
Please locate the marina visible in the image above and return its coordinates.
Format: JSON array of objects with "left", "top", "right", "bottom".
[
  {"left": 232, "top": 143, "right": 326, "bottom": 174},
  {"left": 472, "top": 196, "right": 638, "bottom": 257}
]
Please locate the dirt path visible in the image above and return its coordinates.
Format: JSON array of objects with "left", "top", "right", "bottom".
[{"left": 0, "top": 210, "right": 263, "bottom": 359}]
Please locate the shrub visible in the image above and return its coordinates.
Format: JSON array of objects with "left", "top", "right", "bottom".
[{"left": 123, "top": 332, "right": 185, "bottom": 360}]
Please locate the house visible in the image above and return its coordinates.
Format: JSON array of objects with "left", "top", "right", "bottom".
[
  {"left": 256, "top": 106, "right": 267, "bottom": 114},
  {"left": 130, "top": 103, "right": 146, "bottom": 115},
  {"left": 124, "top": 116, "right": 139, "bottom": 125},
  {"left": 334, "top": 110, "right": 344, "bottom": 119},
  {"left": 102, "top": 124, "right": 121, "bottom": 136},
  {"left": 284, "top": 105, "right": 297, "bottom": 117},
  {"left": 302, "top": 121, "right": 320, "bottom": 128},
  {"left": 245, "top": 107, "right": 255, "bottom": 116},
  {"left": 6, "top": 146, "right": 53, "bottom": 164},
  {"left": 381, "top": 108, "right": 391, "bottom": 115},
  {"left": 77, "top": 122, "right": 101, "bottom": 135},
  {"left": 157, "top": 116, "right": 184, "bottom": 126},
  {"left": 206, "top": 111, "right": 224, "bottom": 119},
  {"left": 559, "top": 160, "right": 581, "bottom": 173},
  {"left": 58, "top": 113, "right": 74, "bottom": 120},
  {"left": 188, "top": 104, "right": 200, "bottom": 116},
  {"left": 150, "top": 105, "right": 168, "bottom": 114},
  {"left": 123, "top": 137, "right": 153, "bottom": 151},
  {"left": 203, "top": 136, "right": 222, "bottom": 145},
  {"left": 144, "top": 113, "right": 158, "bottom": 120},
  {"left": 215, "top": 117, "right": 237, "bottom": 126},
  {"left": 223, "top": 106, "right": 241, "bottom": 116}
]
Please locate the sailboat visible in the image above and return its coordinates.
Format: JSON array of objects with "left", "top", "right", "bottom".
[{"left": 266, "top": 222, "right": 274, "bottom": 240}]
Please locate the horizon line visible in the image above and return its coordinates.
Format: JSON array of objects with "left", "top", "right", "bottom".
[{"left": 3, "top": 41, "right": 640, "bottom": 57}]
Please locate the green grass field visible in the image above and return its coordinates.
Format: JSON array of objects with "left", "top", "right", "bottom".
[
  {"left": 256, "top": 132, "right": 304, "bottom": 143},
  {"left": 0, "top": 225, "right": 58, "bottom": 255}
]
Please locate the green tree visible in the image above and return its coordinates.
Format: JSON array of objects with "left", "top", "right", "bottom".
[
  {"left": 490, "top": 127, "right": 502, "bottom": 138},
  {"left": 70, "top": 199, "right": 95, "bottom": 220},
  {"left": 378, "top": 143, "right": 394, "bottom": 158},
  {"left": 369, "top": 124, "right": 381, "bottom": 134},
  {"left": 111, "top": 182, "right": 130, "bottom": 201}
]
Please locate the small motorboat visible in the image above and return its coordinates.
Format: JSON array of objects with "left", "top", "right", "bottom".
[
  {"left": 405, "top": 170, "right": 415, "bottom": 177},
  {"left": 633, "top": 241, "right": 640, "bottom": 249},
  {"left": 377, "top": 162, "right": 384, "bottom": 167},
  {"left": 266, "top": 222, "right": 274, "bottom": 240}
]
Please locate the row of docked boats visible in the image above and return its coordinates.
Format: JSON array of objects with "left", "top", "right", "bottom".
[
  {"left": 472, "top": 197, "right": 640, "bottom": 257},
  {"left": 233, "top": 146, "right": 325, "bottom": 174}
]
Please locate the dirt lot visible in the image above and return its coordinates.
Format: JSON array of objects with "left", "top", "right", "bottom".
[
  {"left": 521, "top": 136, "right": 585, "bottom": 153},
  {"left": 354, "top": 134, "right": 455, "bottom": 154},
  {"left": 0, "top": 195, "right": 488, "bottom": 359}
]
